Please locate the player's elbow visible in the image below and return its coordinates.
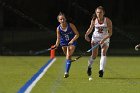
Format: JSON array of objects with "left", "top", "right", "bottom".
[
  {"left": 110, "top": 33, "right": 112, "bottom": 37},
  {"left": 77, "top": 33, "right": 79, "bottom": 38},
  {"left": 76, "top": 33, "right": 79, "bottom": 38},
  {"left": 109, "top": 31, "right": 112, "bottom": 37}
]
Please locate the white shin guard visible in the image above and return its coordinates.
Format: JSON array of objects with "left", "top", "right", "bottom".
[{"left": 100, "top": 56, "right": 106, "bottom": 71}]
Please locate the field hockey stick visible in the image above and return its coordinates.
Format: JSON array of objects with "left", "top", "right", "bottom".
[
  {"left": 34, "top": 46, "right": 56, "bottom": 55},
  {"left": 86, "top": 43, "right": 100, "bottom": 52},
  {"left": 135, "top": 44, "right": 140, "bottom": 51},
  {"left": 71, "top": 43, "right": 100, "bottom": 62}
]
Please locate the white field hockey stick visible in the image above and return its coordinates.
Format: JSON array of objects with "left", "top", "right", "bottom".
[
  {"left": 71, "top": 43, "right": 100, "bottom": 62},
  {"left": 86, "top": 43, "right": 100, "bottom": 52}
]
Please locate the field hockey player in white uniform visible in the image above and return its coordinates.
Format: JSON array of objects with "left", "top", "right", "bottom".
[{"left": 85, "top": 6, "right": 112, "bottom": 79}]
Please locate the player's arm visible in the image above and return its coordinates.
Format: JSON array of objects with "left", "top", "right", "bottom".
[
  {"left": 85, "top": 19, "right": 95, "bottom": 42},
  {"left": 100, "top": 17, "right": 112, "bottom": 44},
  {"left": 55, "top": 27, "right": 60, "bottom": 47},
  {"left": 69, "top": 23, "right": 79, "bottom": 44}
]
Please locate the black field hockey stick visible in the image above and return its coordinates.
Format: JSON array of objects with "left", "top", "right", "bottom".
[
  {"left": 71, "top": 43, "right": 100, "bottom": 62},
  {"left": 34, "top": 46, "right": 56, "bottom": 55}
]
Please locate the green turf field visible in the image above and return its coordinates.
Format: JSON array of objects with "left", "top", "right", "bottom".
[{"left": 0, "top": 56, "right": 140, "bottom": 93}]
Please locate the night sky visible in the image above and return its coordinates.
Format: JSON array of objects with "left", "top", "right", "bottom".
[
  {"left": 1, "top": 0, "right": 140, "bottom": 29},
  {"left": 0, "top": 0, "right": 139, "bottom": 54}
]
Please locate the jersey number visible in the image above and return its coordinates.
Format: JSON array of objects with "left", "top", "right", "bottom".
[
  {"left": 65, "top": 35, "right": 70, "bottom": 41},
  {"left": 98, "top": 28, "right": 103, "bottom": 33}
]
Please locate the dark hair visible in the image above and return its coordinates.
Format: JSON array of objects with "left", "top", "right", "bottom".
[
  {"left": 57, "top": 12, "right": 66, "bottom": 20},
  {"left": 92, "top": 6, "right": 105, "bottom": 20}
]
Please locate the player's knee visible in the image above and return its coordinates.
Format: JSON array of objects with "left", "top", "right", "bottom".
[
  {"left": 66, "top": 55, "right": 71, "bottom": 59},
  {"left": 101, "top": 52, "right": 106, "bottom": 56},
  {"left": 92, "top": 53, "right": 98, "bottom": 58},
  {"left": 91, "top": 55, "right": 96, "bottom": 60}
]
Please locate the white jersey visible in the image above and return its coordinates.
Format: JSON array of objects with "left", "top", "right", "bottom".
[{"left": 92, "top": 17, "right": 110, "bottom": 44}]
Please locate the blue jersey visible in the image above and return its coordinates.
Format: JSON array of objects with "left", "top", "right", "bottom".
[{"left": 58, "top": 23, "right": 77, "bottom": 46}]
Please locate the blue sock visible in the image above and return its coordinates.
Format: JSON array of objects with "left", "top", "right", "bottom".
[{"left": 65, "top": 59, "right": 71, "bottom": 73}]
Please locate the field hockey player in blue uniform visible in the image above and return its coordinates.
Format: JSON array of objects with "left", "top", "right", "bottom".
[{"left": 54, "top": 12, "right": 79, "bottom": 78}]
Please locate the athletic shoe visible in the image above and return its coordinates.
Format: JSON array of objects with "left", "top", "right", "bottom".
[
  {"left": 87, "top": 67, "right": 92, "bottom": 76},
  {"left": 64, "top": 73, "right": 69, "bottom": 78},
  {"left": 99, "top": 70, "right": 104, "bottom": 77}
]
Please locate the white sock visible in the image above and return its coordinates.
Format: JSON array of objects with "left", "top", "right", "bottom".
[
  {"left": 88, "top": 56, "right": 95, "bottom": 68},
  {"left": 100, "top": 56, "right": 106, "bottom": 71}
]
